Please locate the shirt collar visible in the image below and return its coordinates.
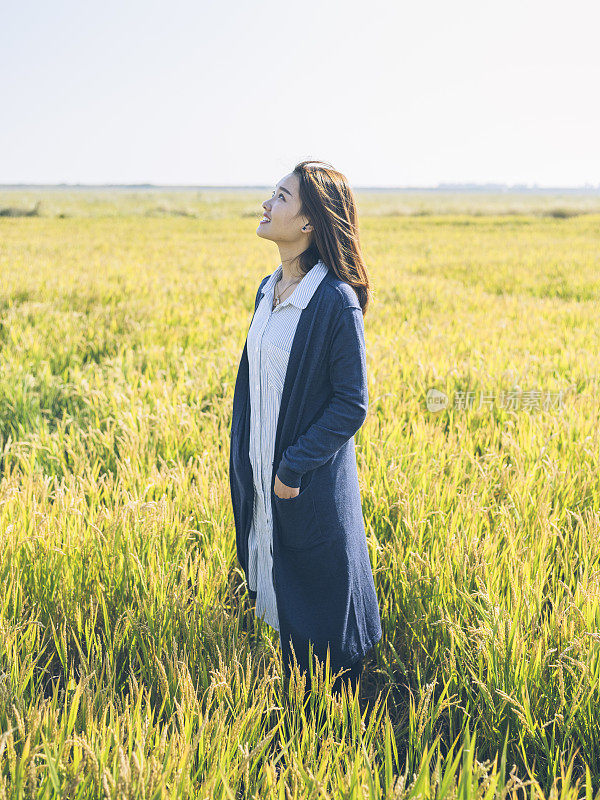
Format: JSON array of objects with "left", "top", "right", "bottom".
[{"left": 261, "top": 259, "right": 329, "bottom": 310}]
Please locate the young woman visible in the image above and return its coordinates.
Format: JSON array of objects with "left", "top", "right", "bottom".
[{"left": 229, "top": 159, "right": 382, "bottom": 699}]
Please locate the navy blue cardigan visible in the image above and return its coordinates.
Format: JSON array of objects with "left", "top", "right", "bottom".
[{"left": 229, "top": 265, "right": 382, "bottom": 675}]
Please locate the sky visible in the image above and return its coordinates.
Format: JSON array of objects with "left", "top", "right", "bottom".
[{"left": 1, "top": 0, "right": 599, "bottom": 187}]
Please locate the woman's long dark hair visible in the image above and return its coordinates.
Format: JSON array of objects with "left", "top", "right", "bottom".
[{"left": 292, "top": 159, "right": 371, "bottom": 316}]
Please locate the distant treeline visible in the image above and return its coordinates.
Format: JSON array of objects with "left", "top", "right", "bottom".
[{"left": 1, "top": 183, "right": 600, "bottom": 193}]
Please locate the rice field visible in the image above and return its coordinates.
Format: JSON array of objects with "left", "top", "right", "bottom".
[{"left": 1, "top": 188, "right": 599, "bottom": 798}]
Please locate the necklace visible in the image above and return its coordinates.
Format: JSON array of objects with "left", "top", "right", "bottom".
[{"left": 272, "top": 274, "right": 302, "bottom": 310}]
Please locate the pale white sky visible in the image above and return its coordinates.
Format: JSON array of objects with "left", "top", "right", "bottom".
[{"left": 1, "top": 0, "right": 599, "bottom": 187}]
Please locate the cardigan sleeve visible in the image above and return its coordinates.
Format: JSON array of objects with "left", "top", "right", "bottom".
[{"left": 275, "top": 305, "right": 369, "bottom": 488}]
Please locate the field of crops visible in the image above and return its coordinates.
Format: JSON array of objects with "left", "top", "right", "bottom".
[{"left": 1, "top": 189, "right": 599, "bottom": 798}]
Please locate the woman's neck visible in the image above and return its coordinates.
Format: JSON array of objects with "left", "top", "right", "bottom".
[
  {"left": 278, "top": 249, "right": 306, "bottom": 282},
  {"left": 281, "top": 266, "right": 304, "bottom": 286}
]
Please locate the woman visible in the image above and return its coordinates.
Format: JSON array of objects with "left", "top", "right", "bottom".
[{"left": 229, "top": 159, "right": 382, "bottom": 699}]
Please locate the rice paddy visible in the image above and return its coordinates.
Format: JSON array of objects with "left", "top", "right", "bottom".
[{"left": 1, "top": 188, "right": 599, "bottom": 798}]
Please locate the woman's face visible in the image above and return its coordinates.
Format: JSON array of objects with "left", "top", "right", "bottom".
[{"left": 257, "top": 172, "right": 311, "bottom": 244}]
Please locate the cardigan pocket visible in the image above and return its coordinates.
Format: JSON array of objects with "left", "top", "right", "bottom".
[{"left": 272, "top": 478, "right": 327, "bottom": 550}]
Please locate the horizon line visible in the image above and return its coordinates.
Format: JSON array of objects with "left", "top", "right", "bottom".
[{"left": 1, "top": 182, "right": 600, "bottom": 192}]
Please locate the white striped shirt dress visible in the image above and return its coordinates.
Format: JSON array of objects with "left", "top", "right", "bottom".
[{"left": 246, "top": 259, "right": 330, "bottom": 631}]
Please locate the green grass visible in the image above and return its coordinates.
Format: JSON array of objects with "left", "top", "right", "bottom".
[{"left": 0, "top": 192, "right": 599, "bottom": 798}]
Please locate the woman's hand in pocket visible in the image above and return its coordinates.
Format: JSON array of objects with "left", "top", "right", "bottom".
[{"left": 273, "top": 473, "right": 300, "bottom": 499}]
